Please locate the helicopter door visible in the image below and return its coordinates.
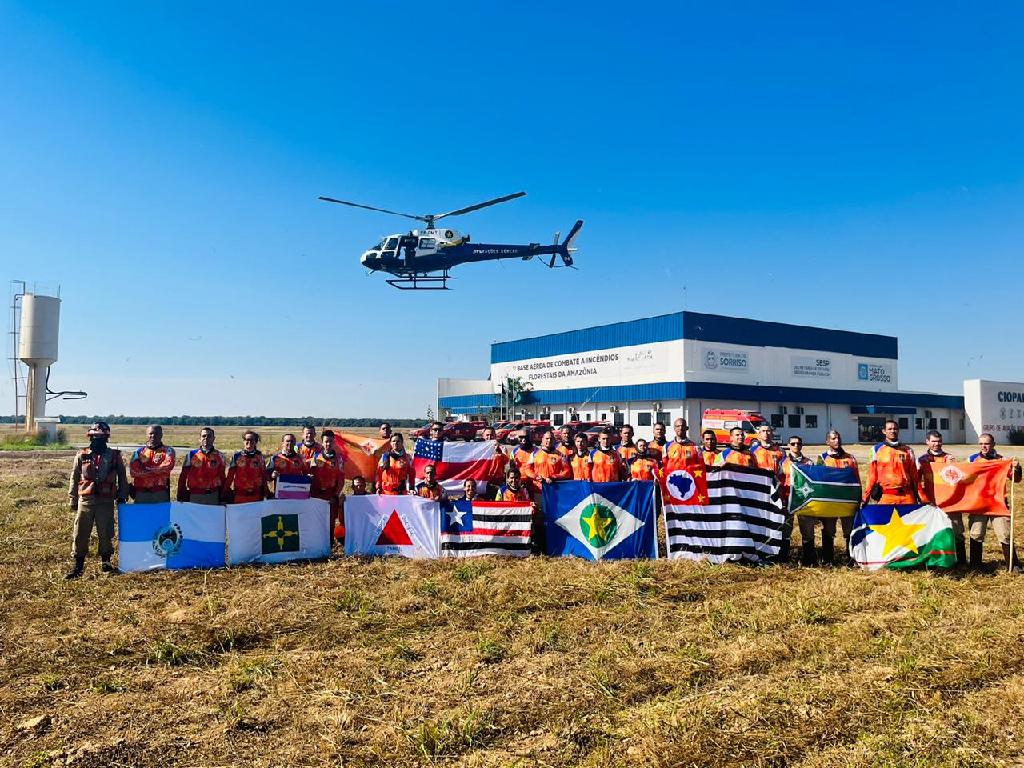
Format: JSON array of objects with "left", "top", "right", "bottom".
[
  {"left": 380, "top": 236, "right": 400, "bottom": 262},
  {"left": 399, "top": 235, "right": 418, "bottom": 264},
  {"left": 416, "top": 237, "right": 437, "bottom": 257}
]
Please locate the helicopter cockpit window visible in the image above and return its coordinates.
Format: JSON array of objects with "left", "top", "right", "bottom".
[
  {"left": 418, "top": 238, "right": 436, "bottom": 249},
  {"left": 383, "top": 237, "right": 399, "bottom": 251}
]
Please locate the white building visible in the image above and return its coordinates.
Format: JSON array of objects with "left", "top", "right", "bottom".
[{"left": 438, "top": 311, "right": 966, "bottom": 444}]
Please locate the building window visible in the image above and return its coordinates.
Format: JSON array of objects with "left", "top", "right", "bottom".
[
  {"left": 928, "top": 418, "right": 937, "bottom": 430},
  {"left": 613, "top": 412, "right": 625, "bottom": 427},
  {"left": 585, "top": 414, "right": 592, "bottom": 422},
  {"left": 656, "top": 411, "right": 670, "bottom": 425},
  {"left": 898, "top": 417, "right": 909, "bottom": 430},
  {"left": 787, "top": 414, "right": 800, "bottom": 429},
  {"left": 600, "top": 413, "right": 606, "bottom": 421},
  {"left": 915, "top": 418, "right": 923, "bottom": 430},
  {"left": 637, "top": 412, "right": 652, "bottom": 427},
  {"left": 770, "top": 414, "right": 784, "bottom": 428},
  {"left": 805, "top": 415, "right": 818, "bottom": 429},
  {"left": 553, "top": 413, "right": 564, "bottom": 427},
  {"left": 940, "top": 417, "right": 950, "bottom": 431}
]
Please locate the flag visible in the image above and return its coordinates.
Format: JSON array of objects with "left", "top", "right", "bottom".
[
  {"left": 542, "top": 481, "right": 657, "bottom": 560},
  {"left": 789, "top": 464, "right": 861, "bottom": 518},
  {"left": 663, "top": 463, "right": 784, "bottom": 564},
  {"left": 225, "top": 498, "right": 331, "bottom": 565},
  {"left": 413, "top": 438, "right": 495, "bottom": 493},
  {"left": 275, "top": 474, "right": 311, "bottom": 500},
  {"left": 441, "top": 500, "right": 532, "bottom": 557},
  {"left": 334, "top": 432, "right": 388, "bottom": 485},
  {"left": 118, "top": 502, "right": 226, "bottom": 572},
  {"left": 850, "top": 504, "right": 957, "bottom": 570},
  {"left": 919, "top": 460, "right": 1010, "bottom": 515},
  {"left": 344, "top": 495, "right": 441, "bottom": 558}
]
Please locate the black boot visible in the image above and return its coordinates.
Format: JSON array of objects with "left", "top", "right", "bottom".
[
  {"left": 969, "top": 539, "right": 984, "bottom": 570},
  {"left": 800, "top": 542, "right": 818, "bottom": 567},
  {"left": 64, "top": 556, "right": 85, "bottom": 580},
  {"left": 820, "top": 541, "right": 835, "bottom": 567},
  {"left": 955, "top": 536, "right": 967, "bottom": 567},
  {"left": 100, "top": 558, "right": 120, "bottom": 575},
  {"left": 1001, "top": 543, "right": 1023, "bottom": 573}
]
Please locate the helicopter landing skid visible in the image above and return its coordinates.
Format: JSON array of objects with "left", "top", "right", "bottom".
[{"left": 385, "top": 270, "right": 451, "bottom": 290}]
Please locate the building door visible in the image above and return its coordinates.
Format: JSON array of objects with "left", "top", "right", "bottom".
[{"left": 857, "top": 417, "right": 885, "bottom": 443}]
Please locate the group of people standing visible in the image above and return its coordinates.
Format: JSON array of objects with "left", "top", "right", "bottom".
[{"left": 64, "top": 416, "right": 1021, "bottom": 578}]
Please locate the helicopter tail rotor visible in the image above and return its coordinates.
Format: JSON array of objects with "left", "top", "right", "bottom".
[{"left": 558, "top": 219, "right": 583, "bottom": 267}]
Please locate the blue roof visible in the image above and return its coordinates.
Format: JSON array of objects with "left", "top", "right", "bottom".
[{"left": 490, "top": 311, "right": 898, "bottom": 363}]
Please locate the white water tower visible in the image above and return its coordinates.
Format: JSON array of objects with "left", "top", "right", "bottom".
[{"left": 17, "top": 292, "right": 61, "bottom": 432}]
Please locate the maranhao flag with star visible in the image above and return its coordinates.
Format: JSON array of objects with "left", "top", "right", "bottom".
[
  {"left": 849, "top": 504, "right": 957, "bottom": 570},
  {"left": 440, "top": 500, "right": 533, "bottom": 557},
  {"left": 542, "top": 481, "right": 656, "bottom": 560},
  {"left": 919, "top": 460, "right": 1010, "bottom": 515}
]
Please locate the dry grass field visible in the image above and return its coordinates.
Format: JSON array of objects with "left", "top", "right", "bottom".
[{"left": 3, "top": 435, "right": 1024, "bottom": 767}]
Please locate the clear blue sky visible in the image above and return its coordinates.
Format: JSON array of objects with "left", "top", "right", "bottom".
[{"left": 2, "top": 2, "right": 1022, "bottom": 418}]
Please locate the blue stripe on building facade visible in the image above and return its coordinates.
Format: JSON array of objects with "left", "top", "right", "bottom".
[
  {"left": 441, "top": 382, "right": 963, "bottom": 412},
  {"left": 489, "top": 311, "right": 897, "bottom": 364}
]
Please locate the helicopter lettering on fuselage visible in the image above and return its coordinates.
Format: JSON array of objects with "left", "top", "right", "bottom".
[{"left": 320, "top": 190, "right": 583, "bottom": 290}]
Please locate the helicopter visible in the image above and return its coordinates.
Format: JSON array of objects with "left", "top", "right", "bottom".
[{"left": 319, "top": 190, "right": 583, "bottom": 289}]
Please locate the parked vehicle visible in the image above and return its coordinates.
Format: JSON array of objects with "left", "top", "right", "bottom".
[
  {"left": 701, "top": 409, "right": 768, "bottom": 446},
  {"left": 579, "top": 424, "right": 623, "bottom": 449},
  {"left": 411, "top": 419, "right": 488, "bottom": 441}
]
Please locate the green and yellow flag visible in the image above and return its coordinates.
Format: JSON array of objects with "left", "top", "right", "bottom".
[{"left": 789, "top": 464, "right": 861, "bottom": 518}]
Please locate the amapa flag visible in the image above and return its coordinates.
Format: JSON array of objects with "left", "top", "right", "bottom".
[
  {"left": 344, "top": 495, "right": 441, "bottom": 558},
  {"left": 920, "top": 460, "right": 1010, "bottom": 515},
  {"left": 413, "top": 438, "right": 495, "bottom": 492},
  {"left": 335, "top": 432, "right": 388, "bottom": 484},
  {"left": 789, "top": 464, "right": 860, "bottom": 518},
  {"left": 441, "top": 500, "right": 533, "bottom": 557}
]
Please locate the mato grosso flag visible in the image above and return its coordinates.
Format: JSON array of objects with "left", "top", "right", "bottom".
[
  {"left": 542, "top": 481, "right": 657, "bottom": 560},
  {"left": 344, "top": 494, "right": 441, "bottom": 558},
  {"left": 662, "top": 463, "right": 784, "bottom": 564},
  {"left": 919, "top": 460, "right": 1010, "bottom": 515},
  {"left": 441, "top": 500, "right": 533, "bottom": 557},
  {"left": 226, "top": 498, "right": 331, "bottom": 565},
  {"left": 789, "top": 464, "right": 861, "bottom": 518},
  {"left": 118, "top": 502, "right": 226, "bottom": 572},
  {"left": 849, "top": 504, "right": 957, "bottom": 570}
]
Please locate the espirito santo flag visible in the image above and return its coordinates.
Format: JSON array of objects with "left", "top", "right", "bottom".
[
  {"left": 789, "top": 464, "right": 861, "bottom": 518},
  {"left": 919, "top": 460, "right": 1010, "bottom": 515},
  {"left": 849, "top": 504, "right": 957, "bottom": 570}
]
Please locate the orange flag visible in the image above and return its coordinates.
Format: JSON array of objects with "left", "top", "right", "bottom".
[
  {"left": 334, "top": 432, "right": 388, "bottom": 484},
  {"left": 920, "top": 460, "right": 1010, "bottom": 516}
]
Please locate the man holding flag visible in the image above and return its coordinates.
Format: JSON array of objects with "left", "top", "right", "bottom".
[
  {"left": 916, "top": 430, "right": 965, "bottom": 562},
  {"left": 968, "top": 433, "right": 1022, "bottom": 571},
  {"left": 817, "top": 430, "right": 860, "bottom": 553}
]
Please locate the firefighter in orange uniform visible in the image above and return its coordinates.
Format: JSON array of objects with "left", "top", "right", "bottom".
[
  {"left": 267, "top": 433, "right": 307, "bottom": 497},
  {"left": 750, "top": 424, "right": 784, "bottom": 476},
  {"left": 129, "top": 425, "right": 176, "bottom": 504},
  {"left": 969, "top": 433, "right": 1023, "bottom": 571},
  {"left": 309, "top": 429, "right": 346, "bottom": 541},
  {"left": 590, "top": 428, "right": 625, "bottom": 482},
  {"left": 376, "top": 433, "right": 415, "bottom": 495},
  {"left": 66, "top": 422, "right": 128, "bottom": 579},
  {"left": 495, "top": 465, "right": 532, "bottom": 502},
  {"left": 699, "top": 430, "right": 720, "bottom": 466},
  {"left": 509, "top": 427, "right": 538, "bottom": 493},
  {"left": 719, "top": 427, "right": 756, "bottom": 467},
  {"left": 414, "top": 462, "right": 448, "bottom": 501},
  {"left": 664, "top": 418, "right": 702, "bottom": 473},
  {"left": 628, "top": 438, "right": 661, "bottom": 482},
  {"left": 817, "top": 430, "right": 860, "bottom": 554},
  {"left": 648, "top": 421, "right": 669, "bottom": 462},
  {"left": 224, "top": 430, "right": 269, "bottom": 503},
  {"left": 556, "top": 425, "right": 575, "bottom": 458},
  {"left": 176, "top": 427, "right": 226, "bottom": 505},
  {"left": 529, "top": 430, "right": 572, "bottom": 485},
  {"left": 915, "top": 429, "right": 964, "bottom": 561},
  {"left": 570, "top": 433, "right": 593, "bottom": 481},
  {"left": 298, "top": 425, "right": 320, "bottom": 463},
  {"left": 617, "top": 424, "right": 638, "bottom": 463},
  {"left": 863, "top": 419, "right": 919, "bottom": 506},
  {"left": 480, "top": 426, "right": 508, "bottom": 499}
]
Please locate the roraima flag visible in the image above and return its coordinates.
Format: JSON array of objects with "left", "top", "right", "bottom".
[
  {"left": 226, "top": 498, "right": 331, "bottom": 565},
  {"left": 663, "top": 463, "right": 784, "bottom": 564},
  {"left": 118, "top": 502, "right": 226, "bottom": 572},
  {"left": 919, "top": 460, "right": 1010, "bottom": 515},
  {"left": 441, "top": 500, "right": 532, "bottom": 558},
  {"left": 344, "top": 495, "right": 441, "bottom": 559},
  {"left": 413, "top": 438, "right": 495, "bottom": 493},
  {"left": 542, "top": 481, "right": 657, "bottom": 560},
  {"left": 850, "top": 504, "right": 957, "bottom": 570}
]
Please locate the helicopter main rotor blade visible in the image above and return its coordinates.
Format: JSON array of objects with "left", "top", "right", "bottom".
[
  {"left": 318, "top": 196, "right": 426, "bottom": 222},
  {"left": 431, "top": 191, "right": 526, "bottom": 222}
]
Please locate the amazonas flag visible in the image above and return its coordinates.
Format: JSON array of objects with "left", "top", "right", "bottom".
[
  {"left": 344, "top": 495, "right": 441, "bottom": 558},
  {"left": 413, "top": 438, "right": 495, "bottom": 493},
  {"left": 542, "top": 481, "right": 657, "bottom": 560},
  {"left": 850, "top": 504, "right": 957, "bottom": 570},
  {"left": 118, "top": 502, "right": 226, "bottom": 572},
  {"left": 919, "top": 460, "right": 1010, "bottom": 515},
  {"left": 789, "top": 464, "right": 861, "bottom": 518}
]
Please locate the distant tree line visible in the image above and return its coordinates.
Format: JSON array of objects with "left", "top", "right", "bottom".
[{"left": 0, "top": 415, "right": 424, "bottom": 427}]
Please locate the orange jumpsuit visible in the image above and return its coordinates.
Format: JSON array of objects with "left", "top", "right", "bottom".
[
  {"left": 414, "top": 482, "right": 447, "bottom": 501},
  {"left": 298, "top": 442, "right": 320, "bottom": 463},
  {"left": 779, "top": 454, "right": 813, "bottom": 504},
  {"left": 719, "top": 447, "right": 755, "bottom": 467},
  {"left": 176, "top": 448, "right": 226, "bottom": 500},
  {"left": 648, "top": 439, "right": 669, "bottom": 463},
  {"left": 310, "top": 450, "right": 346, "bottom": 537},
  {"left": 618, "top": 442, "right": 638, "bottom": 463},
  {"left": 225, "top": 450, "right": 268, "bottom": 503},
  {"left": 700, "top": 448, "right": 720, "bottom": 466},
  {"left": 485, "top": 448, "right": 510, "bottom": 488},
  {"left": 817, "top": 451, "right": 860, "bottom": 480},
  {"left": 129, "top": 445, "right": 176, "bottom": 494},
  {"left": 863, "top": 442, "right": 918, "bottom": 504},
  {"left": 751, "top": 444, "right": 785, "bottom": 475},
  {"left": 916, "top": 451, "right": 956, "bottom": 505},
  {"left": 376, "top": 451, "right": 415, "bottom": 495},
  {"left": 628, "top": 455, "right": 661, "bottom": 482},
  {"left": 569, "top": 453, "right": 593, "bottom": 481},
  {"left": 509, "top": 446, "right": 538, "bottom": 493},
  {"left": 528, "top": 448, "right": 572, "bottom": 483},
  {"left": 664, "top": 440, "right": 702, "bottom": 474},
  {"left": 590, "top": 448, "right": 625, "bottom": 482},
  {"left": 556, "top": 442, "right": 574, "bottom": 459},
  {"left": 495, "top": 483, "right": 531, "bottom": 502}
]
